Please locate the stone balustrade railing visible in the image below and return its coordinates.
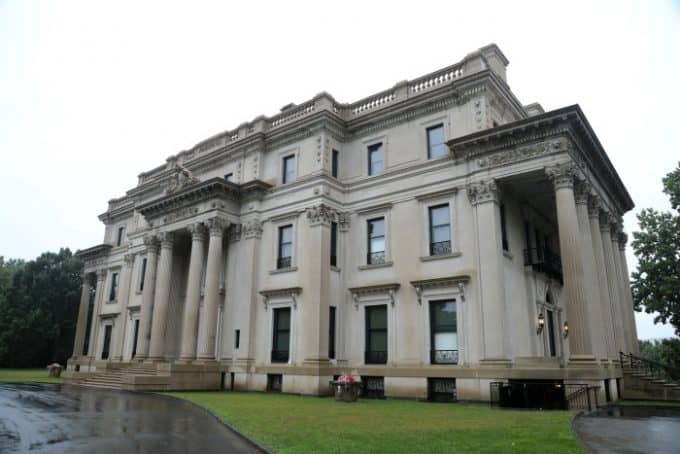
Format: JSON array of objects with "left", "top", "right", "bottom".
[{"left": 409, "top": 63, "right": 465, "bottom": 94}]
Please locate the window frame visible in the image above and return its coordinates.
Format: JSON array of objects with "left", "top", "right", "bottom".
[
  {"left": 282, "top": 154, "right": 296, "bottom": 184},
  {"left": 426, "top": 123, "right": 446, "bottom": 159},
  {"left": 330, "top": 221, "right": 338, "bottom": 267},
  {"left": 138, "top": 257, "right": 147, "bottom": 292},
  {"left": 365, "top": 304, "right": 388, "bottom": 364},
  {"left": 500, "top": 203, "right": 509, "bottom": 251},
  {"left": 109, "top": 272, "right": 119, "bottom": 302},
  {"left": 277, "top": 224, "right": 294, "bottom": 269},
  {"left": 329, "top": 306, "right": 336, "bottom": 360},
  {"left": 428, "top": 204, "right": 451, "bottom": 256},
  {"left": 331, "top": 149, "right": 339, "bottom": 178},
  {"left": 271, "top": 307, "right": 291, "bottom": 363},
  {"left": 367, "top": 142, "right": 384, "bottom": 176},
  {"left": 429, "top": 299, "right": 458, "bottom": 365},
  {"left": 366, "top": 217, "right": 386, "bottom": 265},
  {"left": 116, "top": 226, "right": 125, "bottom": 247}
]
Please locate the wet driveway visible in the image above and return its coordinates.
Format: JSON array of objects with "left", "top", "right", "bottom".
[
  {"left": 0, "top": 382, "right": 260, "bottom": 453},
  {"left": 573, "top": 405, "right": 680, "bottom": 454}
]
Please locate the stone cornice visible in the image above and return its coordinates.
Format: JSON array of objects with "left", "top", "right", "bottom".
[
  {"left": 410, "top": 275, "right": 471, "bottom": 304},
  {"left": 447, "top": 105, "right": 634, "bottom": 214},
  {"left": 75, "top": 244, "right": 112, "bottom": 261}
]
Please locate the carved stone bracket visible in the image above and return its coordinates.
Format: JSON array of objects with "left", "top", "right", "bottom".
[
  {"left": 259, "top": 287, "right": 302, "bottom": 311},
  {"left": 545, "top": 162, "right": 578, "bottom": 190},
  {"left": 410, "top": 275, "right": 470, "bottom": 304},
  {"left": 243, "top": 219, "right": 263, "bottom": 239},
  {"left": 477, "top": 138, "right": 570, "bottom": 168},
  {"left": 466, "top": 180, "right": 499, "bottom": 206},
  {"left": 348, "top": 283, "right": 400, "bottom": 310},
  {"left": 306, "top": 203, "right": 338, "bottom": 227},
  {"left": 337, "top": 211, "right": 351, "bottom": 232}
]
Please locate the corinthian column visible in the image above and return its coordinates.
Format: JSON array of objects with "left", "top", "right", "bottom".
[
  {"left": 197, "top": 218, "right": 226, "bottom": 360},
  {"left": 574, "top": 182, "right": 607, "bottom": 359},
  {"left": 87, "top": 270, "right": 107, "bottom": 358},
  {"left": 72, "top": 273, "right": 93, "bottom": 358},
  {"left": 600, "top": 213, "right": 625, "bottom": 355},
  {"left": 467, "top": 179, "right": 508, "bottom": 363},
  {"left": 135, "top": 235, "right": 159, "bottom": 360},
  {"left": 617, "top": 232, "right": 640, "bottom": 354},
  {"left": 545, "top": 163, "right": 593, "bottom": 360},
  {"left": 148, "top": 232, "right": 175, "bottom": 361},
  {"left": 179, "top": 223, "right": 207, "bottom": 361},
  {"left": 588, "top": 197, "right": 617, "bottom": 358},
  {"left": 112, "top": 253, "right": 135, "bottom": 361}
]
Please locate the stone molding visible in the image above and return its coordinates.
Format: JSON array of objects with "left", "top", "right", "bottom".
[
  {"left": 142, "top": 234, "right": 160, "bottom": 252},
  {"left": 259, "top": 287, "right": 302, "bottom": 310},
  {"left": 348, "top": 283, "right": 400, "bottom": 309},
  {"left": 243, "top": 219, "right": 263, "bottom": 239},
  {"left": 477, "top": 138, "right": 570, "bottom": 168},
  {"left": 598, "top": 211, "right": 612, "bottom": 232},
  {"left": 545, "top": 162, "right": 578, "bottom": 190},
  {"left": 410, "top": 275, "right": 470, "bottom": 304},
  {"left": 466, "top": 180, "right": 499, "bottom": 205}
]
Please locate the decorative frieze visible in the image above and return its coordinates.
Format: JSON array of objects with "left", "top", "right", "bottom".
[
  {"left": 466, "top": 180, "right": 499, "bottom": 205},
  {"left": 545, "top": 162, "right": 578, "bottom": 190},
  {"left": 477, "top": 138, "right": 570, "bottom": 168}
]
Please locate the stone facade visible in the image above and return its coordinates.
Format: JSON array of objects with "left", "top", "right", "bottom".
[{"left": 66, "top": 44, "right": 638, "bottom": 402}]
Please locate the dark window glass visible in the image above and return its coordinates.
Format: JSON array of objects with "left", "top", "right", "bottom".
[
  {"left": 547, "top": 310, "right": 556, "bottom": 357},
  {"left": 367, "top": 217, "right": 385, "bottom": 264},
  {"left": 368, "top": 143, "right": 384, "bottom": 175},
  {"left": 282, "top": 155, "right": 295, "bottom": 183},
  {"left": 429, "top": 300, "right": 458, "bottom": 364},
  {"left": 139, "top": 258, "right": 147, "bottom": 292},
  {"left": 330, "top": 222, "right": 338, "bottom": 267},
  {"left": 225, "top": 173, "right": 234, "bottom": 182},
  {"left": 329, "top": 306, "right": 336, "bottom": 359},
  {"left": 427, "top": 124, "right": 446, "bottom": 159},
  {"left": 500, "top": 203, "right": 509, "bottom": 251},
  {"left": 365, "top": 305, "right": 387, "bottom": 364},
  {"left": 429, "top": 204, "right": 451, "bottom": 256},
  {"left": 267, "top": 374, "right": 282, "bottom": 392},
  {"left": 272, "top": 307, "right": 291, "bottom": 363},
  {"left": 101, "top": 325, "right": 112, "bottom": 360},
  {"left": 361, "top": 376, "right": 385, "bottom": 399},
  {"left": 428, "top": 378, "right": 457, "bottom": 402},
  {"left": 235, "top": 329, "right": 240, "bottom": 349},
  {"left": 116, "top": 227, "right": 124, "bottom": 247},
  {"left": 332, "top": 149, "right": 339, "bottom": 178},
  {"left": 109, "top": 273, "right": 119, "bottom": 301},
  {"left": 131, "top": 319, "right": 140, "bottom": 358},
  {"left": 277, "top": 225, "right": 293, "bottom": 269}
]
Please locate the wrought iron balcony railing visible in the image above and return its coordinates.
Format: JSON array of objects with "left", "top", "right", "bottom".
[
  {"left": 430, "top": 349, "right": 459, "bottom": 365},
  {"left": 523, "top": 248, "right": 563, "bottom": 282},
  {"left": 271, "top": 350, "right": 289, "bottom": 363},
  {"left": 430, "top": 240, "right": 452, "bottom": 256},
  {"left": 364, "top": 350, "right": 388, "bottom": 364},
  {"left": 367, "top": 251, "right": 386, "bottom": 265},
  {"left": 277, "top": 256, "right": 292, "bottom": 269}
]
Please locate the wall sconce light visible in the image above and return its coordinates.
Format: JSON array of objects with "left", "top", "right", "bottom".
[
  {"left": 536, "top": 313, "right": 545, "bottom": 335},
  {"left": 563, "top": 321, "right": 569, "bottom": 338}
]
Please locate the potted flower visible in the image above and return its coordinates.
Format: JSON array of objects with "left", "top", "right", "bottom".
[{"left": 331, "top": 373, "right": 361, "bottom": 402}]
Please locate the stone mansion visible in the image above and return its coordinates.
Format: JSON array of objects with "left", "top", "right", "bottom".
[{"left": 66, "top": 44, "right": 638, "bottom": 403}]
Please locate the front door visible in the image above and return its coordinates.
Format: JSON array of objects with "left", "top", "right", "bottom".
[
  {"left": 131, "top": 319, "right": 140, "bottom": 358},
  {"left": 101, "top": 325, "right": 112, "bottom": 360}
]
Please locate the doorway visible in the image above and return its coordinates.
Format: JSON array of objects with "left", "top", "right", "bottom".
[{"left": 101, "top": 325, "right": 112, "bottom": 360}]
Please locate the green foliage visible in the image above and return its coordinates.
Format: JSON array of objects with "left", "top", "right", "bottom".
[
  {"left": 638, "top": 338, "right": 680, "bottom": 368},
  {"left": 0, "top": 368, "right": 64, "bottom": 383},
  {"left": 631, "top": 162, "right": 680, "bottom": 335},
  {"left": 0, "top": 249, "right": 83, "bottom": 367}
]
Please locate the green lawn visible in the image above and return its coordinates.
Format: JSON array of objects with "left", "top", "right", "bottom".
[
  {"left": 169, "top": 392, "right": 583, "bottom": 453},
  {"left": 0, "top": 368, "right": 64, "bottom": 383}
]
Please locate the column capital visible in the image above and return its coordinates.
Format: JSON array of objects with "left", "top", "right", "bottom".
[
  {"left": 337, "top": 211, "right": 351, "bottom": 232},
  {"left": 243, "top": 219, "right": 263, "bottom": 239},
  {"left": 123, "top": 253, "right": 135, "bottom": 266},
  {"left": 143, "top": 234, "right": 159, "bottom": 251},
  {"left": 599, "top": 211, "right": 615, "bottom": 232},
  {"left": 546, "top": 162, "right": 578, "bottom": 190},
  {"left": 587, "top": 195, "right": 601, "bottom": 218},
  {"left": 228, "top": 223, "right": 242, "bottom": 242},
  {"left": 96, "top": 269, "right": 107, "bottom": 281},
  {"left": 466, "top": 179, "right": 499, "bottom": 206},
  {"left": 306, "top": 203, "right": 337, "bottom": 227},
  {"left": 188, "top": 222, "right": 207, "bottom": 241},
  {"left": 206, "top": 218, "right": 227, "bottom": 236},
  {"left": 158, "top": 231, "right": 175, "bottom": 248},
  {"left": 617, "top": 232, "right": 628, "bottom": 250},
  {"left": 574, "top": 180, "right": 591, "bottom": 205}
]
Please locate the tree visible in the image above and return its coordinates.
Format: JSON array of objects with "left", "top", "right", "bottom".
[
  {"left": 0, "top": 249, "right": 82, "bottom": 367},
  {"left": 638, "top": 338, "right": 680, "bottom": 368},
  {"left": 631, "top": 162, "right": 680, "bottom": 335}
]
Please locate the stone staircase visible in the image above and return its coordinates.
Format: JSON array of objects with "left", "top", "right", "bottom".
[
  {"left": 621, "top": 352, "right": 680, "bottom": 401},
  {"left": 78, "top": 363, "right": 160, "bottom": 390}
]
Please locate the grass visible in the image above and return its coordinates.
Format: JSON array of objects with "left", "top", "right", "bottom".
[
  {"left": 0, "top": 368, "right": 64, "bottom": 384},
  {"left": 169, "top": 392, "right": 583, "bottom": 453}
]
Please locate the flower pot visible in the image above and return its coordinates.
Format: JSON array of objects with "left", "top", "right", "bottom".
[{"left": 331, "top": 381, "right": 362, "bottom": 402}]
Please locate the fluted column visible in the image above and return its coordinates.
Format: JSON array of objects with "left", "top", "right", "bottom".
[
  {"left": 574, "top": 181, "right": 607, "bottom": 358},
  {"left": 72, "top": 272, "right": 93, "bottom": 358},
  {"left": 148, "top": 232, "right": 175, "bottom": 361},
  {"left": 600, "top": 213, "right": 625, "bottom": 355},
  {"left": 617, "top": 233, "right": 639, "bottom": 354},
  {"left": 135, "top": 235, "right": 159, "bottom": 360},
  {"left": 546, "top": 163, "right": 593, "bottom": 359},
  {"left": 112, "top": 253, "right": 135, "bottom": 361},
  {"left": 588, "top": 197, "right": 617, "bottom": 358},
  {"left": 179, "top": 223, "right": 207, "bottom": 361},
  {"left": 467, "top": 180, "right": 508, "bottom": 362},
  {"left": 197, "top": 218, "right": 226, "bottom": 360},
  {"left": 87, "top": 270, "right": 106, "bottom": 358}
]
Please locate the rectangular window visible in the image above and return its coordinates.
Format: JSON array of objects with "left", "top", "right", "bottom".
[
  {"left": 428, "top": 378, "right": 457, "bottom": 402},
  {"left": 329, "top": 306, "right": 336, "bottom": 359},
  {"left": 116, "top": 227, "right": 125, "bottom": 247},
  {"left": 367, "top": 217, "right": 385, "bottom": 265},
  {"left": 430, "top": 300, "right": 458, "bottom": 364},
  {"left": 234, "top": 329, "right": 240, "bottom": 349},
  {"left": 330, "top": 221, "right": 338, "bottom": 267},
  {"left": 429, "top": 204, "right": 451, "bottom": 256},
  {"left": 500, "top": 203, "right": 509, "bottom": 251},
  {"left": 282, "top": 155, "right": 295, "bottom": 184},
  {"left": 365, "top": 305, "right": 387, "bottom": 364},
  {"left": 109, "top": 273, "right": 119, "bottom": 301},
  {"left": 427, "top": 124, "right": 446, "bottom": 159},
  {"left": 267, "top": 374, "right": 283, "bottom": 393},
  {"left": 361, "top": 376, "right": 385, "bottom": 399},
  {"left": 547, "top": 309, "right": 556, "bottom": 357},
  {"left": 224, "top": 173, "right": 234, "bottom": 182},
  {"left": 368, "top": 143, "right": 384, "bottom": 175},
  {"left": 101, "top": 325, "right": 112, "bottom": 360},
  {"left": 139, "top": 258, "right": 147, "bottom": 292},
  {"left": 131, "top": 319, "right": 140, "bottom": 358},
  {"left": 332, "top": 149, "right": 339, "bottom": 178},
  {"left": 271, "top": 307, "right": 291, "bottom": 363},
  {"left": 277, "top": 225, "right": 293, "bottom": 269}
]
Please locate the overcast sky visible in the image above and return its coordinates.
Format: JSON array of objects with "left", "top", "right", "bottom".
[{"left": 1, "top": 1, "right": 678, "bottom": 340}]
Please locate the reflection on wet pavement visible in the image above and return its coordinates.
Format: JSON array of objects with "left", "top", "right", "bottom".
[
  {"left": 573, "top": 405, "right": 680, "bottom": 454},
  {"left": 0, "top": 382, "right": 260, "bottom": 453}
]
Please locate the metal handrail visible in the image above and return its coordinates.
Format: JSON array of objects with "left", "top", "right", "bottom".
[{"left": 620, "top": 351, "right": 680, "bottom": 382}]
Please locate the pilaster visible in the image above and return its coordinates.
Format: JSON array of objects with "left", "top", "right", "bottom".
[
  {"left": 87, "top": 269, "right": 107, "bottom": 358},
  {"left": 111, "top": 252, "right": 135, "bottom": 361},
  {"left": 148, "top": 232, "right": 175, "bottom": 361},
  {"left": 179, "top": 223, "right": 207, "bottom": 361},
  {"left": 136, "top": 235, "right": 159, "bottom": 360}
]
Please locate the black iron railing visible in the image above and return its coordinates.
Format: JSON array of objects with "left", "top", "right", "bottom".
[
  {"left": 428, "top": 378, "right": 457, "bottom": 402},
  {"left": 367, "top": 251, "right": 386, "bottom": 265},
  {"left": 430, "top": 240, "right": 452, "bottom": 256},
  {"left": 489, "top": 381, "right": 599, "bottom": 411},
  {"left": 430, "top": 349, "right": 459, "bottom": 364},
  {"left": 277, "top": 256, "right": 292, "bottom": 269},
  {"left": 620, "top": 351, "right": 680, "bottom": 384},
  {"left": 523, "top": 248, "right": 563, "bottom": 282},
  {"left": 271, "top": 350, "right": 289, "bottom": 363},
  {"left": 365, "top": 350, "right": 387, "bottom": 364}
]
